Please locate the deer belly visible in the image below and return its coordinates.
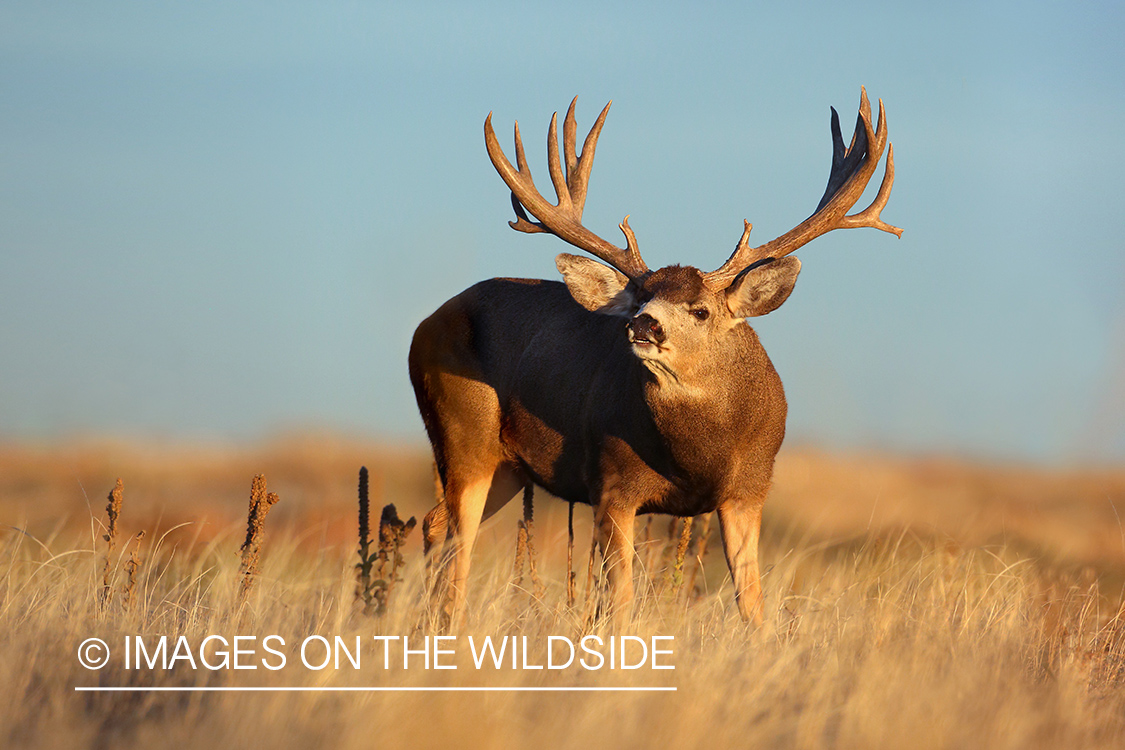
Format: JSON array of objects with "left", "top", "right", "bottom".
[{"left": 501, "top": 400, "right": 590, "bottom": 504}]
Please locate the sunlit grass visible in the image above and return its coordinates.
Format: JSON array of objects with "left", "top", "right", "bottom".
[{"left": 5, "top": 481, "right": 1125, "bottom": 749}]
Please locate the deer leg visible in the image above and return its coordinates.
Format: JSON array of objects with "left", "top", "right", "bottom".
[
  {"left": 433, "top": 464, "right": 524, "bottom": 626},
  {"left": 594, "top": 502, "right": 637, "bottom": 622},
  {"left": 717, "top": 499, "right": 764, "bottom": 625},
  {"left": 422, "top": 462, "right": 447, "bottom": 556},
  {"left": 435, "top": 474, "right": 490, "bottom": 626},
  {"left": 424, "top": 461, "right": 521, "bottom": 556}
]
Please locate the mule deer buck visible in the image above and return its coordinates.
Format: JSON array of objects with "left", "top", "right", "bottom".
[{"left": 410, "top": 88, "right": 900, "bottom": 625}]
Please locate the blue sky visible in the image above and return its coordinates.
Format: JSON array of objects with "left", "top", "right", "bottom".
[{"left": 1, "top": 1, "right": 1122, "bottom": 464}]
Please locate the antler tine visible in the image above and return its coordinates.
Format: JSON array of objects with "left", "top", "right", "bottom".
[
  {"left": 513, "top": 119, "right": 530, "bottom": 177},
  {"left": 704, "top": 221, "right": 758, "bottom": 290},
  {"left": 703, "top": 87, "right": 901, "bottom": 290},
  {"left": 484, "top": 100, "right": 650, "bottom": 280},
  {"left": 563, "top": 97, "right": 579, "bottom": 190},
  {"left": 619, "top": 215, "right": 645, "bottom": 273},
  {"left": 547, "top": 112, "right": 572, "bottom": 212},
  {"left": 570, "top": 101, "right": 611, "bottom": 219}
]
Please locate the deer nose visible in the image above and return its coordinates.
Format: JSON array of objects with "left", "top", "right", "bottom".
[{"left": 630, "top": 313, "right": 665, "bottom": 345}]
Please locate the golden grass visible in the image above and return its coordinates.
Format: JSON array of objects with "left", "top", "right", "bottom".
[{"left": 3, "top": 440, "right": 1125, "bottom": 748}]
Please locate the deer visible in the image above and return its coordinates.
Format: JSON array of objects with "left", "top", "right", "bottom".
[{"left": 409, "top": 88, "right": 900, "bottom": 626}]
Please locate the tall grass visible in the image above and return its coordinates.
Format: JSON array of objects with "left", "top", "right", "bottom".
[{"left": 4, "top": 498, "right": 1125, "bottom": 749}]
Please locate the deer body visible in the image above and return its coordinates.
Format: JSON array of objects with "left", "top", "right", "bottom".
[
  {"left": 412, "top": 276, "right": 787, "bottom": 509},
  {"left": 412, "top": 91, "right": 900, "bottom": 625}
]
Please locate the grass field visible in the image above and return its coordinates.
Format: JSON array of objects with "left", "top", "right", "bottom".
[{"left": 3, "top": 436, "right": 1125, "bottom": 749}]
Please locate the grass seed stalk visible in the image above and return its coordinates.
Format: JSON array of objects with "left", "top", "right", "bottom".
[
  {"left": 238, "top": 474, "right": 279, "bottom": 602},
  {"left": 99, "top": 478, "right": 123, "bottom": 606},
  {"left": 370, "top": 503, "right": 416, "bottom": 615}
]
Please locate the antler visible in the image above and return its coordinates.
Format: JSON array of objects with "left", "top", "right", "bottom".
[
  {"left": 704, "top": 87, "right": 902, "bottom": 290},
  {"left": 484, "top": 97, "right": 650, "bottom": 281}
]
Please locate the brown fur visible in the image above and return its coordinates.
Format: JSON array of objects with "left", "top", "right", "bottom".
[{"left": 641, "top": 265, "right": 705, "bottom": 304}]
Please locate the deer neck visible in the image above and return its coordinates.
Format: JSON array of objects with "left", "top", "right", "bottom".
[
  {"left": 641, "top": 356, "right": 739, "bottom": 451},
  {"left": 638, "top": 328, "right": 762, "bottom": 462}
]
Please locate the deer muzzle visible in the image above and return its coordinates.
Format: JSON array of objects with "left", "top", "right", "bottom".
[{"left": 628, "top": 313, "right": 666, "bottom": 349}]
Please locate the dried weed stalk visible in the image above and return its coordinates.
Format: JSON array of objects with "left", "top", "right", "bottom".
[
  {"left": 685, "top": 512, "right": 713, "bottom": 597},
  {"left": 99, "top": 478, "right": 123, "bottom": 607},
  {"left": 512, "top": 486, "right": 545, "bottom": 606},
  {"left": 122, "top": 530, "right": 145, "bottom": 610},
  {"left": 583, "top": 518, "right": 599, "bottom": 615},
  {"left": 364, "top": 503, "right": 416, "bottom": 615},
  {"left": 238, "top": 474, "right": 280, "bottom": 602},
  {"left": 650, "top": 516, "right": 678, "bottom": 585},
  {"left": 669, "top": 516, "right": 694, "bottom": 595},
  {"left": 638, "top": 515, "right": 658, "bottom": 579},
  {"left": 512, "top": 511, "right": 528, "bottom": 588},
  {"left": 356, "top": 466, "right": 376, "bottom": 611},
  {"left": 566, "top": 500, "right": 576, "bottom": 608}
]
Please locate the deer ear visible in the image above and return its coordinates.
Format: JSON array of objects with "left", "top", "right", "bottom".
[
  {"left": 725, "top": 256, "right": 802, "bottom": 318},
  {"left": 556, "top": 253, "right": 635, "bottom": 315}
]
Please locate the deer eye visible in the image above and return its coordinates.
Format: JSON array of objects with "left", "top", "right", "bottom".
[{"left": 690, "top": 308, "right": 710, "bottom": 321}]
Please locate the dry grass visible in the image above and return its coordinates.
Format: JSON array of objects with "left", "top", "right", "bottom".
[{"left": 3, "top": 438, "right": 1125, "bottom": 749}]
